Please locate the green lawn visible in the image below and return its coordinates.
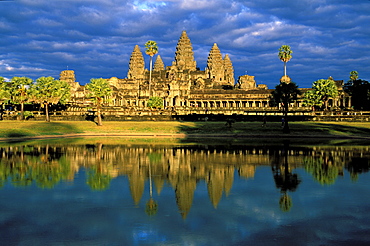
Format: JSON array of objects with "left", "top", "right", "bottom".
[{"left": 0, "top": 120, "right": 370, "bottom": 139}]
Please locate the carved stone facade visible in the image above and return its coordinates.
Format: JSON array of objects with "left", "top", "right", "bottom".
[{"left": 61, "top": 31, "right": 351, "bottom": 114}]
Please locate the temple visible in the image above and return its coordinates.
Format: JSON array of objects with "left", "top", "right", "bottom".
[{"left": 61, "top": 31, "right": 351, "bottom": 118}]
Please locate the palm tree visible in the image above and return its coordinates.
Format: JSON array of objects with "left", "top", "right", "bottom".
[
  {"left": 278, "top": 45, "right": 293, "bottom": 77},
  {"left": 145, "top": 40, "right": 158, "bottom": 98},
  {"left": 145, "top": 161, "right": 158, "bottom": 216},
  {"left": 349, "top": 71, "right": 359, "bottom": 82},
  {"left": 145, "top": 152, "right": 161, "bottom": 216}
]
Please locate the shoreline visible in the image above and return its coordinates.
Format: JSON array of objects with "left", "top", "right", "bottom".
[
  {"left": 1, "top": 120, "right": 370, "bottom": 142},
  {"left": 1, "top": 132, "right": 370, "bottom": 142}
]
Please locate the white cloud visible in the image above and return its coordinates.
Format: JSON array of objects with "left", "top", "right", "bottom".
[{"left": 0, "top": 60, "right": 15, "bottom": 71}]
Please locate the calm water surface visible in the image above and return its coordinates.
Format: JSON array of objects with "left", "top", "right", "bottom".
[{"left": 0, "top": 140, "right": 369, "bottom": 245}]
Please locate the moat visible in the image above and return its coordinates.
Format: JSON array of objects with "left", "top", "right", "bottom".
[{"left": 0, "top": 139, "right": 369, "bottom": 245}]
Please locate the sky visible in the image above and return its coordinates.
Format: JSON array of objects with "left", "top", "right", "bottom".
[{"left": 0, "top": 0, "right": 369, "bottom": 89}]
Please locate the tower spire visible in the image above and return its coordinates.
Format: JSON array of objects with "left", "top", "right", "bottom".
[
  {"left": 206, "top": 43, "right": 224, "bottom": 86},
  {"left": 173, "top": 30, "right": 196, "bottom": 71},
  {"left": 127, "top": 45, "right": 145, "bottom": 80}
]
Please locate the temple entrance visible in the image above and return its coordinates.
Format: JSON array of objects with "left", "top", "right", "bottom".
[{"left": 173, "top": 96, "right": 178, "bottom": 106}]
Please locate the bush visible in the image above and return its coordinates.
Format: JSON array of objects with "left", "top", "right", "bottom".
[
  {"left": 147, "top": 96, "right": 163, "bottom": 109},
  {"left": 24, "top": 111, "right": 34, "bottom": 120}
]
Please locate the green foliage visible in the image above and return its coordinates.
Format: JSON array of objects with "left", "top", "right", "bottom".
[
  {"left": 31, "top": 77, "right": 71, "bottom": 104},
  {"left": 85, "top": 78, "right": 112, "bottom": 102},
  {"left": 147, "top": 152, "right": 162, "bottom": 163},
  {"left": 0, "top": 77, "right": 11, "bottom": 103},
  {"left": 278, "top": 45, "right": 293, "bottom": 63},
  {"left": 23, "top": 111, "right": 34, "bottom": 120},
  {"left": 310, "top": 79, "right": 339, "bottom": 110},
  {"left": 10, "top": 76, "right": 33, "bottom": 104},
  {"left": 29, "top": 76, "right": 71, "bottom": 121},
  {"left": 147, "top": 96, "right": 163, "bottom": 109},
  {"left": 302, "top": 89, "right": 322, "bottom": 109},
  {"left": 304, "top": 157, "right": 339, "bottom": 185},
  {"left": 145, "top": 41, "right": 158, "bottom": 97},
  {"left": 7, "top": 76, "right": 33, "bottom": 120},
  {"left": 278, "top": 45, "right": 293, "bottom": 76},
  {"left": 85, "top": 78, "right": 112, "bottom": 126},
  {"left": 86, "top": 166, "right": 112, "bottom": 191},
  {"left": 349, "top": 71, "right": 359, "bottom": 81},
  {"left": 0, "top": 152, "right": 71, "bottom": 189},
  {"left": 145, "top": 40, "right": 158, "bottom": 57}
]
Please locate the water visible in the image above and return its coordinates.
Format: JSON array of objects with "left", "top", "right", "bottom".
[{"left": 0, "top": 140, "right": 369, "bottom": 245}]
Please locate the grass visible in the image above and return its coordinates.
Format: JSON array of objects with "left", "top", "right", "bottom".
[{"left": 0, "top": 120, "right": 370, "bottom": 140}]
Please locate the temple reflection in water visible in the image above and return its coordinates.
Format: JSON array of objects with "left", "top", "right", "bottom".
[{"left": 0, "top": 143, "right": 369, "bottom": 217}]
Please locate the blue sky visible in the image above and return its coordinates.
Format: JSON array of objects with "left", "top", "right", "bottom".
[{"left": 1, "top": 0, "right": 369, "bottom": 88}]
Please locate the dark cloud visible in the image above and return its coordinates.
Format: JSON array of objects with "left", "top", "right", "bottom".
[{"left": 0, "top": 0, "right": 369, "bottom": 88}]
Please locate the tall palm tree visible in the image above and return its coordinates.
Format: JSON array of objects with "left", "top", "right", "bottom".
[
  {"left": 145, "top": 40, "right": 158, "bottom": 98},
  {"left": 349, "top": 70, "right": 359, "bottom": 82},
  {"left": 145, "top": 152, "right": 161, "bottom": 216},
  {"left": 278, "top": 45, "right": 293, "bottom": 77}
]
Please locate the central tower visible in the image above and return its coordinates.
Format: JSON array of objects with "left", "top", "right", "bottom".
[{"left": 173, "top": 31, "right": 196, "bottom": 71}]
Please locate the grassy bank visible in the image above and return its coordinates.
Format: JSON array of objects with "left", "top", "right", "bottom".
[{"left": 1, "top": 120, "right": 370, "bottom": 140}]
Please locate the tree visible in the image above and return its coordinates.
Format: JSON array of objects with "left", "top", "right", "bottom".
[
  {"left": 86, "top": 165, "right": 112, "bottom": 190},
  {"left": 85, "top": 78, "right": 112, "bottom": 126},
  {"left": 86, "top": 143, "right": 112, "bottom": 190},
  {"left": 304, "top": 156, "right": 340, "bottom": 185},
  {"left": 302, "top": 89, "right": 322, "bottom": 110},
  {"left": 145, "top": 40, "right": 158, "bottom": 97},
  {"left": 271, "top": 81, "right": 301, "bottom": 133},
  {"left": 9, "top": 76, "right": 33, "bottom": 120},
  {"left": 0, "top": 77, "right": 11, "bottom": 120},
  {"left": 0, "top": 77, "right": 10, "bottom": 101},
  {"left": 349, "top": 70, "right": 359, "bottom": 81},
  {"left": 30, "top": 77, "right": 71, "bottom": 122},
  {"left": 310, "top": 79, "right": 339, "bottom": 110},
  {"left": 278, "top": 45, "right": 293, "bottom": 77},
  {"left": 145, "top": 152, "right": 162, "bottom": 217},
  {"left": 344, "top": 71, "right": 370, "bottom": 110},
  {"left": 272, "top": 141, "right": 301, "bottom": 212},
  {"left": 147, "top": 96, "right": 163, "bottom": 109}
]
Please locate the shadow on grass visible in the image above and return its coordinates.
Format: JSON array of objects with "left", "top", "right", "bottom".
[
  {"left": 28, "top": 122, "right": 81, "bottom": 135},
  {"left": 6, "top": 132, "right": 29, "bottom": 138},
  {"left": 312, "top": 123, "right": 370, "bottom": 136},
  {"left": 4, "top": 131, "right": 32, "bottom": 143},
  {"left": 2, "top": 122, "right": 81, "bottom": 144},
  {"left": 177, "top": 121, "right": 370, "bottom": 146}
]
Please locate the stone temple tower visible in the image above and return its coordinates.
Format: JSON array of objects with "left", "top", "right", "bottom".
[
  {"left": 206, "top": 43, "right": 224, "bottom": 86},
  {"left": 223, "top": 54, "right": 235, "bottom": 86},
  {"left": 127, "top": 45, "right": 145, "bottom": 80},
  {"left": 173, "top": 30, "right": 196, "bottom": 71},
  {"left": 60, "top": 70, "right": 75, "bottom": 84},
  {"left": 59, "top": 70, "right": 79, "bottom": 90},
  {"left": 154, "top": 55, "right": 165, "bottom": 72}
]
